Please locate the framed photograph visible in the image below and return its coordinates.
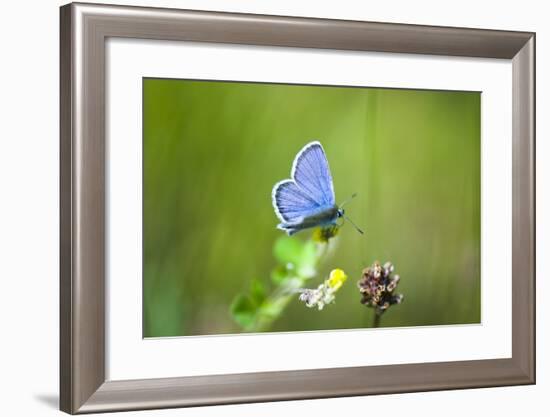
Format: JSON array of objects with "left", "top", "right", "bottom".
[{"left": 60, "top": 2, "right": 535, "bottom": 414}]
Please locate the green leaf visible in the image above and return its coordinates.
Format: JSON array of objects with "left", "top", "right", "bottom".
[
  {"left": 270, "top": 265, "right": 289, "bottom": 284},
  {"left": 273, "top": 236, "right": 305, "bottom": 267},
  {"left": 250, "top": 279, "right": 267, "bottom": 306},
  {"left": 230, "top": 295, "right": 257, "bottom": 329},
  {"left": 273, "top": 236, "right": 318, "bottom": 279}
]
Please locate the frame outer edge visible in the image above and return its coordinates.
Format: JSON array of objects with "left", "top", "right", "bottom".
[
  {"left": 76, "top": 1, "right": 107, "bottom": 413},
  {"left": 77, "top": 358, "right": 527, "bottom": 413},
  {"left": 60, "top": 3, "right": 107, "bottom": 414},
  {"left": 69, "top": 2, "right": 530, "bottom": 58},
  {"left": 511, "top": 35, "right": 536, "bottom": 383},
  {"left": 59, "top": 3, "right": 74, "bottom": 414}
]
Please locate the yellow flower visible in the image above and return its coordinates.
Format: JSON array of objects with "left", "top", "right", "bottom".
[
  {"left": 298, "top": 269, "right": 348, "bottom": 310},
  {"left": 312, "top": 225, "right": 340, "bottom": 243},
  {"left": 327, "top": 268, "right": 347, "bottom": 291}
]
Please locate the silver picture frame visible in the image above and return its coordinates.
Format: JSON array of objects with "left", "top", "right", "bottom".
[{"left": 60, "top": 2, "right": 535, "bottom": 414}]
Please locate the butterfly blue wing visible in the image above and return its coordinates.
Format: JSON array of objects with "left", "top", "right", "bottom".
[
  {"left": 272, "top": 179, "right": 322, "bottom": 223},
  {"left": 291, "top": 141, "right": 335, "bottom": 207},
  {"left": 272, "top": 141, "right": 336, "bottom": 227}
]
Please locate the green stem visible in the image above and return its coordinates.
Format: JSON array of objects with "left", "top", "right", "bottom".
[
  {"left": 235, "top": 238, "right": 335, "bottom": 333},
  {"left": 252, "top": 294, "right": 293, "bottom": 332},
  {"left": 251, "top": 241, "right": 331, "bottom": 332},
  {"left": 372, "top": 312, "right": 382, "bottom": 328}
]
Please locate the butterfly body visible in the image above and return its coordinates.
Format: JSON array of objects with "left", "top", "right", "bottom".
[
  {"left": 277, "top": 205, "right": 344, "bottom": 236},
  {"left": 272, "top": 141, "right": 347, "bottom": 236}
]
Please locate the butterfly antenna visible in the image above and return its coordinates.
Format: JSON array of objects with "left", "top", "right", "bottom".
[
  {"left": 344, "top": 214, "right": 364, "bottom": 235},
  {"left": 339, "top": 193, "right": 357, "bottom": 208}
]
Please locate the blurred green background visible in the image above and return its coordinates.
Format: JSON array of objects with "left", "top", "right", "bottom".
[{"left": 143, "top": 78, "right": 480, "bottom": 337}]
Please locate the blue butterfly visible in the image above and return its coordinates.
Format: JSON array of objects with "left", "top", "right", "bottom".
[{"left": 272, "top": 141, "right": 363, "bottom": 236}]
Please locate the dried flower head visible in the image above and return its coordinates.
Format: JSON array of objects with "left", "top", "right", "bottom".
[
  {"left": 358, "top": 261, "right": 403, "bottom": 315},
  {"left": 299, "top": 268, "right": 347, "bottom": 310}
]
